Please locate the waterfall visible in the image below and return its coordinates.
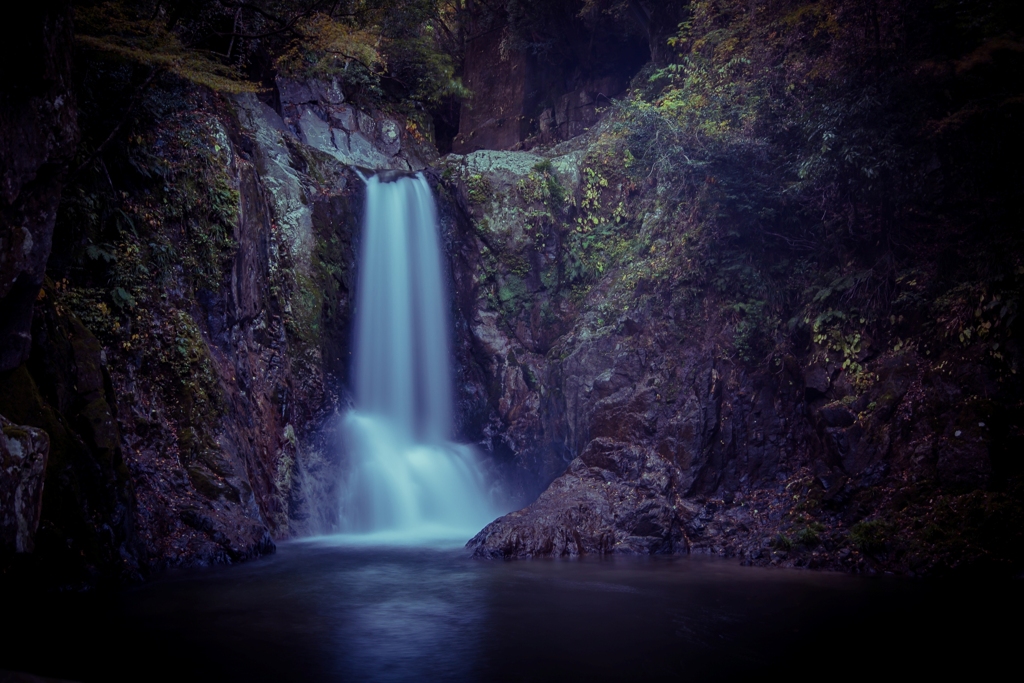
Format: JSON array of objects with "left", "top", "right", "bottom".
[{"left": 337, "top": 172, "right": 498, "bottom": 543}]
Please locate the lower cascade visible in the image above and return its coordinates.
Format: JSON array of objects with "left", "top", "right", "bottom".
[{"left": 338, "top": 172, "right": 498, "bottom": 542}]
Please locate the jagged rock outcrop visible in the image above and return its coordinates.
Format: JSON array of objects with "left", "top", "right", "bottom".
[
  {"left": 0, "top": 1, "right": 77, "bottom": 371},
  {"left": 0, "top": 414, "right": 49, "bottom": 554},
  {"left": 277, "top": 75, "right": 435, "bottom": 171}
]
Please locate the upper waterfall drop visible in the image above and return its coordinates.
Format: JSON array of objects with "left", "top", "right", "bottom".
[
  {"left": 353, "top": 173, "right": 452, "bottom": 440},
  {"left": 337, "top": 172, "right": 499, "bottom": 543}
]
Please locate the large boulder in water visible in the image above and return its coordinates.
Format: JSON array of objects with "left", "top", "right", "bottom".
[{"left": 468, "top": 439, "right": 689, "bottom": 557}]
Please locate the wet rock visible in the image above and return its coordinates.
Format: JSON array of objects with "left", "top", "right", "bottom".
[
  {"left": 819, "top": 403, "right": 856, "bottom": 428},
  {"left": 345, "top": 131, "right": 391, "bottom": 169},
  {"left": 804, "top": 365, "right": 830, "bottom": 398},
  {"left": 378, "top": 119, "right": 402, "bottom": 157},
  {"left": 469, "top": 440, "right": 687, "bottom": 557},
  {"left": 444, "top": 114, "right": 1008, "bottom": 575},
  {"left": 278, "top": 76, "right": 346, "bottom": 107},
  {"left": 0, "top": 413, "right": 49, "bottom": 553},
  {"left": 276, "top": 77, "right": 316, "bottom": 106},
  {"left": 293, "top": 106, "right": 396, "bottom": 169},
  {"left": 273, "top": 78, "right": 426, "bottom": 171},
  {"left": 297, "top": 107, "right": 333, "bottom": 151},
  {"left": 452, "top": 149, "right": 546, "bottom": 183},
  {"left": 329, "top": 105, "right": 357, "bottom": 132},
  {"left": 312, "top": 78, "right": 345, "bottom": 105},
  {"left": 356, "top": 110, "right": 376, "bottom": 137},
  {"left": 212, "top": 92, "right": 365, "bottom": 545}
]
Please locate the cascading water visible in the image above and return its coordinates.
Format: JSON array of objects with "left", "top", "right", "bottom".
[{"left": 337, "top": 172, "right": 498, "bottom": 543}]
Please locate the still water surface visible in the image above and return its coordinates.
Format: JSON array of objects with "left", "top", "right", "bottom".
[{"left": 3, "top": 539, "right": 1019, "bottom": 682}]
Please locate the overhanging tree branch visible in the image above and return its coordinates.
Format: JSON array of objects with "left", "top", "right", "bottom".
[{"left": 68, "top": 67, "right": 160, "bottom": 183}]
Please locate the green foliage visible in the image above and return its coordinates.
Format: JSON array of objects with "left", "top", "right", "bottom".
[
  {"left": 383, "top": 25, "right": 472, "bottom": 105},
  {"left": 530, "top": 160, "right": 567, "bottom": 207},
  {"left": 75, "top": 0, "right": 471, "bottom": 111},
  {"left": 564, "top": 163, "right": 634, "bottom": 284},
  {"left": 599, "top": 0, "right": 1024, "bottom": 380},
  {"left": 466, "top": 174, "right": 493, "bottom": 206},
  {"left": 497, "top": 274, "right": 531, "bottom": 318},
  {"left": 897, "top": 487, "right": 1024, "bottom": 573},
  {"left": 771, "top": 533, "right": 793, "bottom": 552},
  {"left": 794, "top": 523, "right": 825, "bottom": 547},
  {"left": 732, "top": 300, "right": 777, "bottom": 364},
  {"left": 112, "top": 94, "right": 239, "bottom": 296},
  {"left": 809, "top": 309, "right": 864, "bottom": 375},
  {"left": 157, "top": 308, "right": 224, "bottom": 426},
  {"left": 849, "top": 519, "right": 892, "bottom": 555},
  {"left": 936, "top": 281, "right": 1020, "bottom": 350},
  {"left": 56, "top": 285, "right": 118, "bottom": 338},
  {"left": 75, "top": 2, "right": 256, "bottom": 93},
  {"left": 52, "top": 67, "right": 244, "bottom": 468},
  {"left": 273, "top": 2, "right": 469, "bottom": 106},
  {"left": 275, "top": 13, "right": 383, "bottom": 80},
  {"left": 286, "top": 272, "right": 326, "bottom": 346}
]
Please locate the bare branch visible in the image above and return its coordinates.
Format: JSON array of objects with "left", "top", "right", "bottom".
[{"left": 69, "top": 67, "right": 160, "bottom": 183}]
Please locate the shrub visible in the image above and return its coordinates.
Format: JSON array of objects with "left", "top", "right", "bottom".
[
  {"left": 771, "top": 533, "right": 793, "bottom": 551},
  {"left": 849, "top": 519, "right": 892, "bottom": 554},
  {"left": 794, "top": 523, "right": 825, "bottom": 547}
]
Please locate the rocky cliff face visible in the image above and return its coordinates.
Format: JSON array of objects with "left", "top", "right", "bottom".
[
  {"left": 1, "top": 51, "right": 429, "bottom": 583},
  {"left": 441, "top": 118, "right": 1023, "bottom": 575}
]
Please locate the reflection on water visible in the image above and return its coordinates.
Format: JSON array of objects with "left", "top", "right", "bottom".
[
  {"left": 1, "top": 540, "right": 1020, "bottom": 682},
  {"left": 336, "top": 554, "right": 485, "bottom": 682}
]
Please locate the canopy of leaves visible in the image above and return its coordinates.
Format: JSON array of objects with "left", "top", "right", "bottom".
[
  {"left": 600, "top": 0, "right": 1024, "bottom": 377},
  {"left": 630, "top": 0, "right": 1024, "bottom": 252},
  {"left": 75, "top": 1, "right": 257, "bottom": 93},
  {"left": 274, "top": 4, "right": 470, "bottom": 106},
  {"left": 73, "top": 1, "right": 471, "bottom": 107}
]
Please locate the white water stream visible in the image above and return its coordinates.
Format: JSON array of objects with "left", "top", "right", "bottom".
[{"left": 337, "top": 172, "right": 498, "bottom": 544}]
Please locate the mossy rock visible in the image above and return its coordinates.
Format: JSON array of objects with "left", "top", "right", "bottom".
[{"left": 187, "top": 465, "right": 241, "bottom": 504}]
